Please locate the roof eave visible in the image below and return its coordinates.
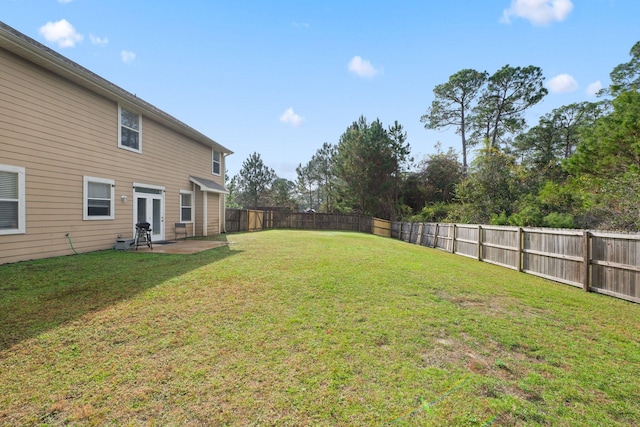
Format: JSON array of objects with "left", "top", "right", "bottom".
[
  {"left": 190, "top": 176, "right": 229, "bottom": 194},
  {"left": 0, "top": 21, "right": 233, "bottom": 156}
]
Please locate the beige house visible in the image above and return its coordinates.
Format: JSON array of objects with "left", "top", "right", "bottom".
[{"left": 0, "top": 22, "right": 232, "bottom": 265}]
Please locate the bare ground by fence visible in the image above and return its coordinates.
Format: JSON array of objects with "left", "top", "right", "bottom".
[{"left": 226, "top": 209, "right": 639, "bottom": 304}]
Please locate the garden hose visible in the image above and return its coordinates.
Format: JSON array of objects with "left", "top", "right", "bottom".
[{"left": 65, "top": 233, "right": 79, "bottom": 255}]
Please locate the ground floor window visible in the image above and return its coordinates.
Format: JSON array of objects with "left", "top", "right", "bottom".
[
  {"left": 0, "top": 164, "right": 26, "bottom": 234},
  {"left": 180, "top": 190, "right": 193, "bottom": 222},
  {"left": 83, "top": 176, "right": 115, "bottom": 220}
]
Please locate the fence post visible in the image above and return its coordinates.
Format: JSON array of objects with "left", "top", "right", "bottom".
[
  {"left": 477, "top": 225, "right": 482, "bottom": 261},
  {"left": 434, "top": 223, "right": 439, "bottom": 249},
  {"left": 452, "top": 224, "right": 457, "bottom": 253},
  {"left": 583, "top": 231, "right": 591, "bottom": 292},
  {"left": 517, "top": 227, "right": 523, "bottom": 272}
]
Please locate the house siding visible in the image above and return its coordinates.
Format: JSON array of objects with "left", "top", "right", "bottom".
[
  {"left": 207, "top": 193, "right": 220, "bottom": 235},
  {"left": 0, "top": 45, "right": 227, "bottom": 264}
]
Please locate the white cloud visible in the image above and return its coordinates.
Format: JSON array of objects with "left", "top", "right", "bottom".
[
  {"left": 501, "top": 0, "right": 573, "bottom": 25},
  {"left": 58, "top": 0, "right": 73, "bottom": 3},
  {"left": 279, "top": 108, "right": 304, "bottom": 127},
  {"left": 348, "top": 56, "right": 381, "bottom": 78},
  {"left": 292, "top": 21, "right": 310, "bottom": 29},
  {"left": 39, "top": 19, "right": 83, "bottom": 48},
  {"left": 586, "top": 80, "right": 603, "bottom": 96},
  {"left": 120, "top": 50, "right": 136, "bottom": 63},
  {"left": 547, "top": 73, "right": 578, "bottom": 93},
  {"left": 89, "top": 34, "right": 108, "bottom": 46}
]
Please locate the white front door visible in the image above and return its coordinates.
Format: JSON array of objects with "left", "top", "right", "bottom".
[{"left": 134, "top": 187, "right": 164, "bottom": 242}]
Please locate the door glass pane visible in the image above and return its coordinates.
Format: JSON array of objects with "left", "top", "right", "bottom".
[
  {"left": 137, "top": 197, "right": 147, "bottom": 223},
  {"left": 153, "top": 199, "right": 161, "bottom": 236}
]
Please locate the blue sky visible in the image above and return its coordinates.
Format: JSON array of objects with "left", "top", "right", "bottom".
[{"left": 2, "top": 0, "right": 639, "bottom": 181}]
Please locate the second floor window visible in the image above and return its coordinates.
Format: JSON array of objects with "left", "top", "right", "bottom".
[
  {"left": 212, "top": 151, "right": 221, "bottom": 175},
  {"left": 119, "top": 105, "right": 141, "bottom": 152}
]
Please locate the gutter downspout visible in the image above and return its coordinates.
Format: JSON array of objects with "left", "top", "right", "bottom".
[{"left": 192, "top": 181, "right": 196, "bottom": 237}]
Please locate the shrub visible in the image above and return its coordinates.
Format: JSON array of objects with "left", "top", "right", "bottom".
[{"left": 543, "top": 212, "right": 575, "bottom": 228}]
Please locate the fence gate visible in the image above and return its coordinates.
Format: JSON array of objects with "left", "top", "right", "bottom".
[
  {"left": 247, "top": 209, "right": 264, "bottom": 232},
  {"left": 372, "top": 218, "right": 391, "bottom": 237}
]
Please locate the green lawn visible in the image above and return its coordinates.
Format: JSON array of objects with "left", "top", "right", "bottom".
[{"left": 1, "top": 230, "right": 638, "bottom": 426}]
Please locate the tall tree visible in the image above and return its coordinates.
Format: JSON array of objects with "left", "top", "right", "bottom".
[
  {"left": 513, "top": 101, "right": 607, "bottom": 185},
  {"left": 454, "top": 144, "right": 523, "bottom": 224},
  {"left": 387, "top": 120, "right": 412, "bottom": 207},
  {"left": 420, "top": 145, "right": 463, "bottom": 203},
  {"left": 270, "top": 178, "right": 296, "bottom": 209},
  {"left": 608, "top": 41, "right": 640, "bottom": 96},
  {"left": 308, "top": 142, "right": 337, "bottom": 213},
  {"left": 295, "top": 162, "right": 316, "bottom": 210},
  {"left": 333, "top": 116, "right": 408, "bottom": 219},
  {"left": 234, "top": 152, "right": 276, "bottom": 208},
  {"left": 565, "top": 91, "right": 640, "bottom": 179},
  {"left": 225, "top": 175, "right": 241, "bottom": 209},
  {"left": 471, "top": 65, "right": 548, "bottom": 148},
  {"left": 565, "top": 91, "right": 640, "bottom": 230},
  {"left": 420, "top": 69, "right": 488, "bottom": 171}
]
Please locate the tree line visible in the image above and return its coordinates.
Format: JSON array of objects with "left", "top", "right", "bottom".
[{"left": 228, "top": 40, "right": 640, "bottom": 231}]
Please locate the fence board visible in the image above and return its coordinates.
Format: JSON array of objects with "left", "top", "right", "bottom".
[
  {"left": 523, "top": 229, "right": 586, "bottom": 289},
  {"left": 454, "top": 225, "right": 479, "bottom": 259},
  {"left": 590, "top": 234, "right": 640, "bottom": 303},
  {"left": 481, "top": 227, "right": 519, "bottom": 269}
]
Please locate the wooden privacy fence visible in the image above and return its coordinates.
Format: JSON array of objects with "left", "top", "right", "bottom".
[
  {"left": 226, "top": 210, "right": 376, "bottom": 233},
  {"left": 225, "top": 209, "right": 264, "bottom": 232},
  {"left": 392, "top": 222, "right": 640, "bottom": 304},
  {"left": 226, "top": 209, "right": 391, "bottom": 236},
  {"left": 225, "top": 209, "right": 639, "bottom": 304},
  {"left": 264, "top": 211, "right": 374, "bottom": 233}
]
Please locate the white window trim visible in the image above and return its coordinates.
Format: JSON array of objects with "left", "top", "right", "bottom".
[
  {"left": 83, "top": 176, "right": 115, "bottom": 220},
  {"left": 180, "top": 190, "right": 194, "bottom": 223},
  {"left": 118, "top": 104, "right": 142, "bottom": 153},
  {"left": 0, "top": 164, "right": 26, "bottom": 235},
  {"left": 212, "top": 150, "right": 221, "bottom": 176}
]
